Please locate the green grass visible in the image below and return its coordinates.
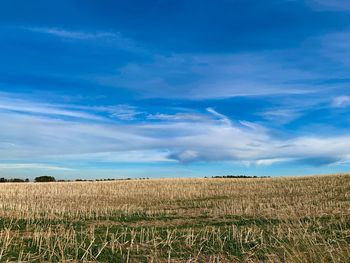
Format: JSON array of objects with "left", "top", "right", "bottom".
[{"left": 1, "top": 214, "right": 349, "bottom": 262}]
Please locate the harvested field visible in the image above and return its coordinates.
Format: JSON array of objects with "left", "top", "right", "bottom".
[{"left": 0, "top": 174, "right": 349, "bottom": 262}]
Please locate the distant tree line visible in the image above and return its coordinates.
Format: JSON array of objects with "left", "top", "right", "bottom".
[
  {"left": 0, "top": 175, "right": 274, "bottom": 182},
  {"left": 34, "top": 176, "right": 56, "bottom": 182},
  {"left": 209, "top": 175, "right": 270, "bottom": 179},
  {"left": 37, "top": 176, "right": 150, "bottom": 182},
  {"left": 0, "top": 176, "right": 57, "bottom": 183},
  {"left": 0, "top": 178, "right": 29, "bottom": 183},
  {"left": 0, "top": 176, "right": 150, "bottom": 183},
  {"left": 71, "top": 177, "right": 150, "bottom": 182},
  {"left": 0, "top": 175, "right": 271, "bottom": 182}
]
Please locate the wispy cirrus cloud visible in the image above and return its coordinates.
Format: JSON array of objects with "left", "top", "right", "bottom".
[
  {"left": 0, "top": 163, "right": 72, "bottom": 171},
  {"left": 96, "top": 53, "right": 320, "bottom": 99},
  {"left": 23, "top": 27, "right": 116, "bottom": 40},
  {"left": 147, "top": 113, "right": 208, "bottom": 122},
  {"left": 260, "top": 108, "right": 303, "bottom": 124},
  {"left": 206, "top": 107, "right": 232, "bottom": 125},
  {"left": 1, "top": 94, "right": 350, "bottom": 167},
  {"left": 0, "top": 93, "right": 148, "bottom": 121},
  {"left": 321, "top": 32, "right": 350, "bottom": 68},
  {"left": 21, "top": 26, "right": 145, "bottom": 53},
  {"left": 307, "top": 0, "right": 350, "bottom": 11},
  {"left": 109, "top": 104, "right": 144, "bottom": 121},
  {"left": 331, "top": 96, "right": 350, "bottom": 108},
  {"left": 0, "top": 95, "right": 104, "bottom": 120}
]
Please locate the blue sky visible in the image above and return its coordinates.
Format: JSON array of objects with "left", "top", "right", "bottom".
[{"left": 1, "top": 0, "right": 350, "bottom": 179}]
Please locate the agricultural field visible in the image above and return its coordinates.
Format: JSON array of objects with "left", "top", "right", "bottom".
[{"left": 0, "top": 174, "right": 349, "bottom": 262}]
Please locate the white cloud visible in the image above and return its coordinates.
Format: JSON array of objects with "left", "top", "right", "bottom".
[
  {"left": 1, "top": 94, "right": 350, "bottom": 166},
  {"left": 206, "top": 107, "right": 232, "bottom": 125},
  {"left": 25, "top": 27, "right": 115, "bottom": 40},
  {"left": 261, "top": 108, "right": 302, "bottom": 124},
  {"left": 331, "top": 96, "right": 350, "bottom": 108},
  {"left": 255, "top": 158, "right": 291, "bottom": 166},
  {"left": 0, "top": 98, "right": 103, "bottom": 120},
  {"left": 25, "top": 27, "right": 116, "bottom": 40},
  {"left": 22, "top": 26, "right": 145, "bottom": 53},
  {"left": 49, "top": 150, "right": 173, "bottom": 163},
  {"left": 0, "top": 163, "right": 72, "bottom": 171},
  {"left": 307, "top": 0, "right": 350, "bottom": 10},
  {"left": 321, "top": 32, "right": 350, "bottom": 67},
  {"left": 109, "top": 104, "right": 143, "bottom": 120},
  {"left": 96, "top": 53, "right": 318, "bottom": 99},
  {"left": 147, "top": 113, "right": 208, "bottom": 122}
]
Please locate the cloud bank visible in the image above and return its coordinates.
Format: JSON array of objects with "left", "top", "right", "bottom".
[{"left": 1, "top": 94, "right": 350, "bottom": 167}]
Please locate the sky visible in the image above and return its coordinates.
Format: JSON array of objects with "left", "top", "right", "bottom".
[{"left": 1, "top": 0, "right": 350, "bottom": 179}]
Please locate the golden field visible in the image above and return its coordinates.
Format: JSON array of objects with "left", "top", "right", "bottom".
[{"left": 0, "top": 174, "right": 349, "bottom": 262}]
